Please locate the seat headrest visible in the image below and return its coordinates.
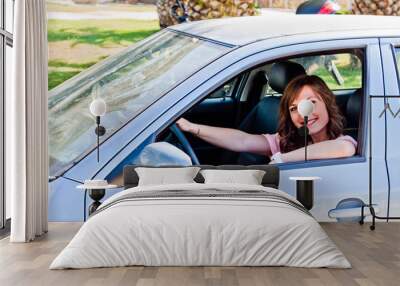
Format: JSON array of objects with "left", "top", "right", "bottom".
[
  {"left": 268, "top": 61, "right": 306, "bottom": 94},
  {"left": 346, "top": 89, "right": 363, "bottom": 129},
  {"left": 253, "top": 70, "right": 269, "bottom": 85}
]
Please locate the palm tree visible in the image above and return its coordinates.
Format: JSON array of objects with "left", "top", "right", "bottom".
[
  {"left": 157, "top": 0, "right": 257, "bottom": 28},
  {"left": 353, "top": 0, "right": 400, "bottom": 15}
]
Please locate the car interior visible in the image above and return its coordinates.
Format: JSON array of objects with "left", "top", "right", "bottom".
[{"left": 157, "top": 49, "right": 364, "bottom": 166}]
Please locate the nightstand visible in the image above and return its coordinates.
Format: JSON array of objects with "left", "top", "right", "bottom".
[
  {"left": 77, "top": 181, "right": 118, "bottom": 220},
  {"left": 289, "top": 176, "right": 321, "bottom": 210}
]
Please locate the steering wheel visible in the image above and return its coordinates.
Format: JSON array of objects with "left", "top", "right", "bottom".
[{"left": 169, "top": 123, "right": 200, "bottom": 165}]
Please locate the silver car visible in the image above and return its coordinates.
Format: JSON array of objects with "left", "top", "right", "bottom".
[{"left": 48, "top": 14, "right": 400, "bottom": 222}]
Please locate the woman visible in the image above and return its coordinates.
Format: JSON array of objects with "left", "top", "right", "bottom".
[{"left": 176, "top": 75, "right": 357, "bottom": 163}]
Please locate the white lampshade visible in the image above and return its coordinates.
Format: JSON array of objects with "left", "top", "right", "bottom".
[
  {"left": 298, "top": 99, "right": 314, "bottom": 117},
  {"left": 89, "top": 98, "right": 106, "bottom": 117}
]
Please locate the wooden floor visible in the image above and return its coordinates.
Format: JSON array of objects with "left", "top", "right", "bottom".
[{"left": 0, "top": 222, "right": 399, "bottom": 286}]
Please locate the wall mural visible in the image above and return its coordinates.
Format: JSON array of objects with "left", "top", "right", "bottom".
[{"left": 47, "top": 1, "right": 400, "bottom": 225}]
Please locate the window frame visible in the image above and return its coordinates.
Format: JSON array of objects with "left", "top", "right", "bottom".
[
  {"left": 1, "top": 0, "right": 14, "bottom": 231},
  {"left": 237, "top": 48, "right": 366, "bottom": 161},
  {"left": 285, "top": 50, "right": 366, "bottom": 169},
  {"left": 394, "top": 46, "right": 400, "bottom": 90}
]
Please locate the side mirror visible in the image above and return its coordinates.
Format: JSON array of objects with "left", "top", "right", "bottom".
[{"left": 48, "top": 176, "right": 57, "bottom": 182}]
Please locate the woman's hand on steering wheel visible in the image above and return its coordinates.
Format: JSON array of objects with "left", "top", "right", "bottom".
[
  {"left": 176, "top": 118, "right": 196, "bottom": 134},
  {"left": 170, "top": 121, "right": 200, "bottom": 165}
]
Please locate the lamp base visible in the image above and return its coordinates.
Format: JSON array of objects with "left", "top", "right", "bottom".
[
  {"left": 296, "top": 180, "right": 314, "bottom": 210},
  {"left": 88, "top": 189, "right": 105, "bottom": 216},
  {"left": 95, "top": 125, "right": 106, "bottom": 136}
]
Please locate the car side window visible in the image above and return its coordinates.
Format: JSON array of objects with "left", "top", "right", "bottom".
[
  {"left": 256, "top": 50, "right": 364, "bottom": 165},
  {"left": 292, "top": 53, "right": 362, "bottom": 90},
  {"left": 208, "top": 78, "right": 237, "bottom": 98},
  {"left": 263, "top": 52, "right": 362, "bottom": 97}
]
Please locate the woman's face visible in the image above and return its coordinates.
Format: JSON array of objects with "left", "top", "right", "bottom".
[{"left": 289, "top": 85, "right": 329, "bottom": 138}]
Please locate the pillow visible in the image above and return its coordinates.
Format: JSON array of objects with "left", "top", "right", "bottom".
[
  {"left": 200, "top": 169, "right": 266, "bottom": 185},
  {"left": 135, "top": 167, "right": 201, "bottom": 186}
]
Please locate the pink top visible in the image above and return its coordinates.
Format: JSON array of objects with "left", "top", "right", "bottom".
[{"left": 263, "top": 133, "right": 358, "bottom": 157}]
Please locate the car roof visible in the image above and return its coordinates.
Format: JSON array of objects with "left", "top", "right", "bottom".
[{"left": 171, "top": 14, "right": 400, "bottom": 46}]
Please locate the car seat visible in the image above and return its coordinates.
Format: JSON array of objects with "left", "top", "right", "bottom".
[
  {"left": 244, "top": 70, "right": 270, "bottom": 114},
  {"left": 233, "top": 61, "right": 306, "bottom": 165},
  {"left": 344, "top": 88, "right": 362, "bottom": 143}
]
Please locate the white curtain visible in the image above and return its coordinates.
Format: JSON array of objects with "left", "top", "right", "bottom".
[{"left": 7, "top": 0, "right": 49, "bottom": 242}]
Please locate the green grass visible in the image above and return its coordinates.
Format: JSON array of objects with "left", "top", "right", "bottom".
[
  {"left": 48, "top": 59, "right": 105, "bottom": 69},
  {"left": 48, "top": 71, "right": 81, "bottom": 90},
  {"left": 48, "top": 19, "right": 160, "bottom": 46},
  {"left": 313, "top": 66, "right": 362, "bottom": 90},
  {"left": 48, "top": 28, "right": 158, "bottom": 46},
  {"left": 48, "top": 57, "right": 110, "bottom": 90},
  {"left": 48, "top": 19, "right": 159, "bottom": 31}
]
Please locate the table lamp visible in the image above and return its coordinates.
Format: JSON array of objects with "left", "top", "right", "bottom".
[
  {"left": 298, "top": 99, "right": 314, "bottom": 161},
  {"left": 89, "top": 98, "right": 107, "bottom": 162}
]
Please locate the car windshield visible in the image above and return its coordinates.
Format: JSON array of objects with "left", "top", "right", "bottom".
[{"left": 48, "top": 30, "right": 230, "bottom": 175}]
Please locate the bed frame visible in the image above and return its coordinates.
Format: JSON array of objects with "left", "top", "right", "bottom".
[{"left": 123, "top": 165, "right": 280, "bottom": 189}]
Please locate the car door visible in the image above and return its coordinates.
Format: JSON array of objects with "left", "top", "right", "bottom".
[
  {"left": 378, "top": 38, "right": 400, "bottom": 218},
  {"left": 269, "top": 39, "right": 387, "bottom": 222},
  {"left": 171, "top": 37, "right": 384, "bottom": 221}
]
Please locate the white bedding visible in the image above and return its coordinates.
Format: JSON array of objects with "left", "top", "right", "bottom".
[{"left": 50, "top": 183, "right": 351, "bottom": 269}]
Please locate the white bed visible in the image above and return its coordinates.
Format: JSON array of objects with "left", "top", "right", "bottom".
[{"left": 50, "top": 181, "right": 350, "bottom": 269}]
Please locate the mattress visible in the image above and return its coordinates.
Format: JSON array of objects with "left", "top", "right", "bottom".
[{"left": 50, "top": 183, "right": 351, "bottom": 269}]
